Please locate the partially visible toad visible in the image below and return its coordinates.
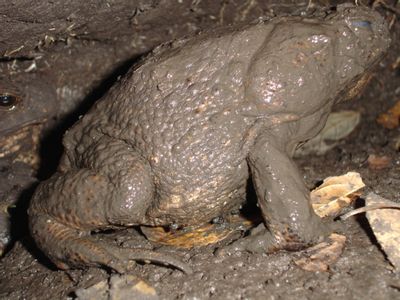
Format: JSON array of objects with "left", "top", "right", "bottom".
[
  {"left": 0, "top": 73, "right": 57, "bottom": 254},
  {"left": 0, "top": 73, "right": 57, "bottom": 167},
  {"left": 29, "top": 5, "right": 390, "bottom": 273}
]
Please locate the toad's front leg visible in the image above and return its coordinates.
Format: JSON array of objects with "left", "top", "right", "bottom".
[
  {"left": 28, "top": 137, "right": 192, "bottom": 274},
  {"left": 230, "top": 133, "right": 331, "bottom": 253}
]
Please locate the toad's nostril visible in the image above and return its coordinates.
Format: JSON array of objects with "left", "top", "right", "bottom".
[{"left": 351, "top": 20, "right": 372, "bottom": 29}]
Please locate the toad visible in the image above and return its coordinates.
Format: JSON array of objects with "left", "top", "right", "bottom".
[
  {"left": 0, "top": 74, "right": 57, "bottom": 166},
  {"left": 0, "top": 74, "right": 57, "bottom": 254},
  {"left": 29, "top": 5, "right": 390, "bottom": 273}
]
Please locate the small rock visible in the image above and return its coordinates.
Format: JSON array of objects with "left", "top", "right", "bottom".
[
  {"left": 367, "top": 154, "right": 391, "bottom": 170},
  {"left": 75, "top": 280, "right": 108, "bottom": 300},
  {"left": 75, "top": 275, "right": 158, "bottom": 300},
  {"left": 110, "top": 274, "right": 158, "bottom": 300}
]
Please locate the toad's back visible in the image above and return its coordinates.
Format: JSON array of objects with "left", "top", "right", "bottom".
[{"left": 62, "top": 24, "right": 276, "bottom": 222}]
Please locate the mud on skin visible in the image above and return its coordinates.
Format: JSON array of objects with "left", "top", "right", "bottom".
[{"left": 28, "top": 5, "right": 390, "bottom": 274}]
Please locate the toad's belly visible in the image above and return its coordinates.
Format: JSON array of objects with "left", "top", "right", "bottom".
[{"left": 145, "top": 160, "right": 249, "bottom": 226}]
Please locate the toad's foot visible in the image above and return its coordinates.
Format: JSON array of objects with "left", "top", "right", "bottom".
[
  {"left": 218, "top": 220, "right": 331, "bottom": 256},
  {"left": 108, "top": 245, "right": 193, "bottom": 274},
  {"left": 30, "top": 214, "right": 192, "bottom": 274},
  {"left": 59, "top": 239, "right": 192, "bottom": 274}
]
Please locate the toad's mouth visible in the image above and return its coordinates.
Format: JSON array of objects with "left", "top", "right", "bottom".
[{"left": 0, "top": 101, "right": 50, "bottom": 137}]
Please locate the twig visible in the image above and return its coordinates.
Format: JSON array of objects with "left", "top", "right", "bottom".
[
  {"left": 341, "top": 202, "right": 400, "bottom": 220},
  {"left": 373, "top": 0, "right": 400, "bottom": 15}
]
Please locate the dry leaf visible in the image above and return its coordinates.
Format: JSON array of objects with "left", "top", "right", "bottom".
[
  {"left": 311, "top": 172, "right": 365, "bottom": 218},
  {"left": 141, "top": 224, "right": 234, "bottom": 249},
  {"left": 294, "top": 233, "right": 346, "bottom": 272},
  {"left": 342, "top": 193, "right": 400, "bottom": 271},
  {"left": 367, "top": 154, "right": 391, "bottom": 170},
  {"left": 376, "top": 100, "right": 400, "bottom": 129},
  {"left": 365, "top": 193, "right": 400, "bottom": 270},
  {"left": 141, "top": 214, "right": 260, "bottom": 249},
  {"left": 295, "top": 110, "right": 361, "bottom": 156},
  {"left": 376, "top": 113, "right": 399, "bottom": 129}
]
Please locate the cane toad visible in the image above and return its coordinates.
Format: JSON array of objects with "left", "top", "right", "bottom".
[{"left": 29, "top": 5, "right": 390, "bottom": 273}]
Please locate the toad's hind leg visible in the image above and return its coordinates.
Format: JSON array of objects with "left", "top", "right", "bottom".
[{"left": 29, "top": 137, "right": 191, "bottom": 274}]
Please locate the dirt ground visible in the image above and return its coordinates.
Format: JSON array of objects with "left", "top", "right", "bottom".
[{"left": 0, "top": 0, "right": 400, "bottom": 299}]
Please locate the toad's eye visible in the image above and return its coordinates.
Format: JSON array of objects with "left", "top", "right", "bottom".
[
  {"left": 0, "top": 94, "right": 20, "bottom": 111},
  {"left": 351, "top": 20, "right": 372, "bottom": 30}
]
